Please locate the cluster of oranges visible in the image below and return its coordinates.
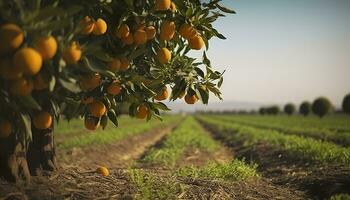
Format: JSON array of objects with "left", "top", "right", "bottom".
[
  {"left": 84, "top": 100, "right": 107, "bottom": 130},
  {"left": 0, "top": 23, "right": 57, "bottom": 96},
  {"left": 116, "top": 23, "right": 156, "bottom": 46}
]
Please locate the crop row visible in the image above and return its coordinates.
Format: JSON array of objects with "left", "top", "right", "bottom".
[
  {"left": 211, "top": 115, "right": 350, "bottom": 146},
  {"left": 141, "top": 116, "right": 219, "bottom": 166},
  {"left": 198, "top": 116, "right": 350, "bottom": 166},
  {"left": 58, "top": 115, "right": 181, "bottom": 150}
]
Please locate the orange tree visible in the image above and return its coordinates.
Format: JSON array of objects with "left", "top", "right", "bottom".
[{"left": 0, "top": 0, "right": 234, "bottom": 182}]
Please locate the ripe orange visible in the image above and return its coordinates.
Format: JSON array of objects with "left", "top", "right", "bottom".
[
  {"left": 108, "top": 58, "right": 121, "bottom": 71},
  {"left": 62, "top": 42, "right": 82, "bottom": 64},
  {"left": 89, "top": 101, "right": 106, "bottom": 117},
  {"left": 179, "top": 24, "right": 196, "bottom": 39},
  {"left": 154, "top": 87, "right": 169, "bottom": 101},
  {"left": 156, "top": 48, "right": 171, "bottom": 64},
  {"left": 85, "top": 116, "right": 99, "bottom": 130},
  {"left": 189, "top": 35, "right": 205, "bottom": 50},
  {"left": 170, "top": 2, "right": 177, "bottom": 12},
  {"left": 92, "top": 18, "right": 107, "bottom": 35},
  {"left": 80, "top": 73, "right": 101, "bottom": 91},
  {"left": 155, "top": 0, "right": 171, "bottom": 10},
  {"left": 107, "top": 81, "right": 122, "bottom": 95},
  {"left": 96, "top": 166, "right": 109, "bottom": 176},
  {"left": 0, "top": 58, "right": 22, "bottom": 80},
  {"left": 145, "top": 26, "right": 156, "bottom": 40},
  {"left": 13, "top": 48, "right": 43, "bottom": 76},
  {"left": 0, "top": 120, "right": 12, "bottom": 138},
  {"left": 10, "top": 78, "right": 33, "bottom": 96},
  {"left": 80, "top": 16, "right": 95, "bottom": 35},
  {"left": 81, "top": 96, "right": 94, "bottom": 105},
  {"left": 134, "top": 29, "right": 147, "bottom": 45},
  {"left": 160, "top": 21, "right": 176, "bottom": 41},
  {"left": 185, "top": 94, "right": 198, "bottom": 104},
  {"left": 115, "top": 24, "right": 130, "bottom": 38},
  {"left": 33, "top": 73, "right": 49, "bottom": 90},
  {"left": 136, "top": 104, "right": 149, "bottom": 119},
  {"left": 120, "top": 57, "right": 130, "bottom": 71},
  {"left": 34, "top": 36, "right": 57, "bottom": 61},
  {"left": 0, "top": 23, "right": 24, "bottom": 54},
  {"left": 33, "top": 111, "right": 52, "bottom": 130},
  {"left": 121, "top": 33, "right": 134, "bottom": 45}
]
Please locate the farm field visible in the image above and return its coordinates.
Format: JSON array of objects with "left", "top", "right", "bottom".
[{"left": 1, "top": 114, "right": 349, "bottom": 199}]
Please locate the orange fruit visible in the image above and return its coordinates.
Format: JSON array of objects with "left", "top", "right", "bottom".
[
  {"left": 136, "top": 104, "right": 149, "bottom": 119},
  {"left": 80, "top": 16, "right": 95, "bottom": 35},
  {"left": 33, "top": 111, "right": 52, "bottom": 130},
  {"left": 120, "top": 57, "right": 130, "bottom": 71},
  {"left": 81, "top": 96, "right": 94, "bottom": 105},
  {"left": 170, "top": 2, "right": 177, "bottom": 12},
  {"left": 121, "top": 33, "right": 134, "bottom": 45},
  {"left": 108, "top": 58, "right": 121, "bottom": 71},
  {"left": 0, "top": 23, "right": 24, "bottom": 54},
  {"left": 145, "top": 26, "right": 156, "bottom": 40},
  {"left": 80, "top": 73, "right": 101, "bottom": 91},
  {"left": 179, "top": 24, "right": 196, "bottom": 39},
  {"left": 62, "top": 42, "right": 82, "bottom": 64},
  {"left": 155, "top": 0, "right": 171, "bottom": 10},
  {"left": 89, "top": 101, "right": 106, "bottom": 117},
  {"left": 0, "top": 120, "right": 12, "bottom": 138},
  {"left": 33, "top": 73, "right": 48, "bottom": 90},
  {"left": 185, "top": 94, "right": 198, "bottom": 104},
  {"left": 154, "top": 87, "right": 169, "bottom": 101},
  {"left": 34, "top": 36, "right": 57, "bottom": 60},
  {"left": 85, "top": 116, "right": 99, "bottom": 130},
  {"left": 115, "top": 24, "right": 130, "bottom": 38},
  {"left": 107, "top": 81, "right": 122, "bottom": 95},
  {"left": 96, "top": 166, "right": 109, "bottom": 176},
  {"left": 189, "top": 35, "right": 205, "bottom": 50},
  {"left": 156, "top": 48, "right": 171, "bottom": 64},
  {"left": 10, "top": 78, "right": 33, "bottom": 96},
  {"left": 160, "top": 21, "right": 176, "bottom": 41},
  {"left": 13, "top": 48, "right": 43, "bottom": 76},
  {"left": 134, "top": 29, "right": 147, "bottom": 45},
  {"left": 92, "top": 18, "right": 107, "bottom": 35},
  {"left": 0, "top": 58, "right": 23, "bottom": 80}
]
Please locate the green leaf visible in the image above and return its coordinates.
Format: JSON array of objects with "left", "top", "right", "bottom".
[
  {"left": 216, "top": 3, "right": 236, "bottom": 14},
  {"left": 19, "top": 114, "right": 32, "bottom": 149},
  {"left": 100, "top": 115, "right": 108, "bottom": 129},
  {"left": 152, "top": 102, "right": 171, "bottom": 111},
  {"left": 197, "top": 87, "right": 209, "bottom": 104},
  {"left": 18, "top": 95, "right": 42, "bottom": 110},
  {"left": 59, "top": 78, "right": 81, "bottom": 93},
  {"left": 107, "top": 109, "right": 118, "bottom": 127},
  {"left": 218, "top": 77, "right": 224, "bottom": 88}
]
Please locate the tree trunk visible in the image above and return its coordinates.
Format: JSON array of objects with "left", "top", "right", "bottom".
[
  {"left": 0, "top": 135, "right": 31, "bottom": 183},
  {"left": 27, "top": 124, "right": 57, "bottom": 175}
]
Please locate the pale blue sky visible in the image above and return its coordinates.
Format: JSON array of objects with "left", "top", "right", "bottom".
[{"left": 193, "top": 0, "right": 350, "bottom": 107}]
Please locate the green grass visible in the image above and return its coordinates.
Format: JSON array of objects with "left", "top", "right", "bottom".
[
  {"left": 58, "top": 115, "right": 180, "bottom": 150},
  {"left": 55, "top": 115, "right": 142, "bottom": 135},
  {"left": 213, "top": 114, "right": 350, "bottom": 132},
  {"left": 330, "top": 194, "right": 350, "bottom": 200},
  {"left": 176, "top": 159, "right": 259, "bottom": 181},
  {"left": 211, "top": 115, "right": 350, "bottom": 146},
  {"left": 128, "top": 169, "right": 181, "bottom": 200},
  {"left": 141, "top": 116, "right": 219, "bottom": 166},
  {"left": 199, "top": 116, "right": 350, "bottom": 166}
]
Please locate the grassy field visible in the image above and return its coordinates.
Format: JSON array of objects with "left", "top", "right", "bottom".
[{"left": 1, "top": 114, "right": 350, "bottom": 200}]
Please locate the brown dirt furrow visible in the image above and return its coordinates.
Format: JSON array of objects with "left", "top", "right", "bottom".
[
  {"left": 199, "top": 119, "right": 350, "bottom": 200},
  {"left": 58, "top": 125, "right": 176, "bottom": 170}
]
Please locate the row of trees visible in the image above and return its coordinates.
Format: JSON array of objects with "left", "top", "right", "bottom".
[{"left": 259, "top": 93, "right": 350, "bottom": 118}]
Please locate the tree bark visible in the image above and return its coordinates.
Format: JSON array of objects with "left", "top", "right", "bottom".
[
  {"left": 0, "top": 135, "right": 31, "bottom": 183},
  {"left": 27, "top": 124, "right": 57, "bottom": 175}
]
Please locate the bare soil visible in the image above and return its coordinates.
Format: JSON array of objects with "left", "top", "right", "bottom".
[{"left": 200, "top": 120, "right": 350, "bottom": 200}]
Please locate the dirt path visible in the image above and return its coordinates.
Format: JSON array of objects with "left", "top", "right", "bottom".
[
  {"left": 58, "top": 125, "right": 176, "bottom": 169},
  {"left": 199, "top": 119, "right": 350, "bottom": 199}
]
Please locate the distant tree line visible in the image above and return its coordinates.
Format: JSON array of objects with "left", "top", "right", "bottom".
[
  {"left": 259, "top": 93, "right": 350, "bottom": 118},
  {"left": 195, "top": 93, "right": 350, "bottom": 118}
]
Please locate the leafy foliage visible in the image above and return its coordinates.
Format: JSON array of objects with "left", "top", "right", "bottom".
[
  {"left": 284, "top": 103, "right": 295, "bottom": 115},
  {"left": 312, "top": 97, "right": 332, "bottom": 118}
]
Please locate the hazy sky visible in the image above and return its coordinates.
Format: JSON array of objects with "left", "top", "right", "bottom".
[{"left": 191, "top": 0, "right": 350, "bottom": 107}]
